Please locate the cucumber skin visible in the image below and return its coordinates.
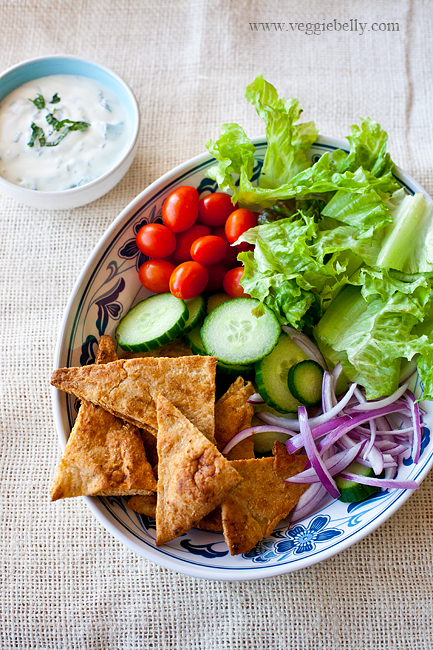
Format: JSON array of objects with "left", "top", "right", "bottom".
[
  {"left": 184, "top": 326, "right": 207, "bottom": 356},
  {"left": 337, "top": 483, "right": 380, "bottom": 503},
  {"left": 255, "top": 365, "right": 301, "bottom": 414},
  {"left": 116, "top": 296, "right": 188, "bottom": 352},
  {"left": 183, "top": 295, "right": 206, "bottom": 335},
  {"left": 336, "top": 462, "right": 382, "bottom": 503},
  {"left": 217, "top": 361, "right": 254, "bottom": 379},
  {"left": 287, "top": 360, "right": 324, "bottom": 407},
  {"left": 254, "top": 333, "right": 308, "bottom": 413}
]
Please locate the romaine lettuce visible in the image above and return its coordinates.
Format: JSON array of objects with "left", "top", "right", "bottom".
[{"left": 206, "top": 75, "right": 433, "bottom": 399}]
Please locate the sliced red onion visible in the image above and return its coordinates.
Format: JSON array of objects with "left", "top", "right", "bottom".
[
  {"left": 316, "top": 404, "right": 413, "bottom": 455},
  {"left": 322, "top": 371, "right": 337, "bottom": 412},
  {"left": 285, "top": 441, "right": 366, "bottom": 484},
  {"left": 331, "top": 361, "right": 343, "bottom": 383},
  {"left": 350, "top": 382, "right": 409, "bottom": 412},
  {"left": 257, "top": 382, "right": 358, "bottom": 433},
  {"left": 221, "top": 425, "right": 295, "bottom": 456},
  {"left": 404, "top": 390, "right": 422, "bottom": 463},
  {"left": 375, "top": 441, "right": 410, "bottom": 455},
  {"left": 294, "top": 402, "right": 411, "bottom": 457},
  {"left": 298, "top": 406, "right": 340, "bottom": 498},
  {"left": 247, "top": 393, "right": 265, "bottom": 404},
  {"left": 290, "top": 484, "right": 328, "bottom": 523},
  {"left": 338, "top": 472, "right": 419, "bottom": 490},
  {"left": 281, "top": 325, "right": 328, "bottom": 370},
  {"left": 365, "top": 444, "right": 384, "bottom": 475},
  {"left": 376, "top": 416, "right": 392, "bottom": 432},
  {"left": 353, "top": 456, "right": 397, "bottom": 470},
  {"left": 384, "top": 466, "right": 397, "bottom": 480}
]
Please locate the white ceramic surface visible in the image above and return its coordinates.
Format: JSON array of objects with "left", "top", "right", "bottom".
[
  {"left": 51, "top": 137, "right": 433, "bottom": 580},
  {"left": 0, "top": 55, "right": 139, "bottom": 209}
]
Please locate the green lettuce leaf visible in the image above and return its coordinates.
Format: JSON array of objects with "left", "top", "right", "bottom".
[
  {"left": 376, "top": 191, "right": 433, "bottom": 273},
  {"left": 332, "top": 117, "right": 395, "bottom": 178},
  {"left": 321, "top": 168, "right": 396, "bottom": 239},
  {"left": 236, "top": 214, "right": 349, "bottom": 330},
  {"left": 244, "top": 74, "right": 318, "bottom": 188},
  {"left": 205, "top": 122, "right": 255, "bottom": 199},
  {"left": 314, "top": 285, "right": 433, "bottom": 398}
]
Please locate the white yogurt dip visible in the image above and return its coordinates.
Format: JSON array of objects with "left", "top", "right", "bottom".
[{"left": 0, "top": 74, "right": 131, "bottom": 191}]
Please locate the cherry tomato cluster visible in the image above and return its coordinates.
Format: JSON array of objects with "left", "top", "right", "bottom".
[{"left": 136, "top": 186, "right": 258, "bottom": 300}]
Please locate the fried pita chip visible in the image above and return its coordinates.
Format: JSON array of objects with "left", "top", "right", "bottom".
[
  {"left": 140, "top": 428, "right": 158, "bottom": 468},
  {"left": 195, "top": 507, "right": 223, "bottom": 532},
  {"left": 215, "top": 376, "right": 255, "bottom": 460},
  {"left": 50, "top": 336, "right": 157, "bottom": 501},
  {"left": 221, "top": 450, "right": 308, "bottom": 555},
  {"left": 155, "top": 394, "right": 242, "bottom": 546},
  {"left": 51, "top": 355, "right": 217, "bottom": 443},
  {"left": 120, "top": 339, "right": 192, "bottom": 359},
  {"left": 128, "top": 494, "right": 157, "bottom": 518}
]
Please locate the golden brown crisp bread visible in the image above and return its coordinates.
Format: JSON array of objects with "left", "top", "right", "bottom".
[
  {"left": 128, "top": 494, "right": 157, "bottom": 518},
  {"left": 50, "top": 336, "right": 157, "bottom": 501},
  {"left": 155, "top": 394, "right": 242, "bottom": 546},
  {"left": 215, "top": 377, "right": 255, "bottom": 460},
  {"left": 139, "top": 428, "right": 159, "bottom": 469},
  {"left": 51, "top": 355, "right": 217, "bottom": 443},
  {"left": 221, "top": 448, "right": 308, "bottom": 555},
  {"left": 120, "top": 339, "right": 192, "bottom": 359},
  {"left": 195, "top": 507, "right": 223, "bottom": 532}
]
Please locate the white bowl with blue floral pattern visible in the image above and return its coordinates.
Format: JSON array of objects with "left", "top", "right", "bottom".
[{"left": 51, "top": 137, "right": 433, "bottom": 581}]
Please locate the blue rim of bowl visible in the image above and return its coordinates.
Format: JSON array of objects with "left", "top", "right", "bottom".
[
  {"left": 0, "top": 55, "right": 140, "bottom": 198},
  {"left": 51, "top": 136, "right": 433, "bottom": 580}
]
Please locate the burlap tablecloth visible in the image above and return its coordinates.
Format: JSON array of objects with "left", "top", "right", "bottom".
[{"left": 1, "top": 0, "right": 432, "bottom": 647}]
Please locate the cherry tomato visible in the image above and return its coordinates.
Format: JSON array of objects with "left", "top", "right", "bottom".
[
  {"left": 138, "top": 259, "right": 175, "bottom": 294},
  {"left": 225, "top": 209, "right": 258, "bottom": 245},
  {"left": 136, "top": 223, "right": 176, "bottom": 258},
  {"left": 190, "top": 235, "right": 226, "bottom": 265},
  {"left": 162, "top": 186, "right": 199, "bottom": 233},
  {"left": 223, "top": 266, "right": 250, "bottom": 298},
  {"left": 204, "top": 263, "right": 227, "bottom": 292},
  {"left": 211, "top": 227, "right": 238, "bottom": 268},
  {"left": 172, "top": 224, "right": 211, "bottom": 264},
  {"left": 198, "top": 192, "right": 236, "bottom": 227},
  {"left": 169, "top": 261, "right": 209, "bottom": 300}
]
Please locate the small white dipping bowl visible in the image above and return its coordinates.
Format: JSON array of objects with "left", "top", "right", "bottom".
[{"left": 0, "top": 55, "right": 140, "bottom": 210}]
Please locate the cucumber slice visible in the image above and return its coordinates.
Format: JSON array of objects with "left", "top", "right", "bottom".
[
  {"left": 253, "top": 430, "right": 291, "bottom": 456},
  {"left": 335, "top": 462, "right": 381, "bottom": 502},
  {"left": 201, "top": 298, "right": 280, "bottom": 365},
  {"left": 255, "top": 333, "right": 309, "bottom": 413},
  {"left": 217, "top": 360, "right": 255, "bottom": 379},
  {"left": 185, "top": 325, "right": 254, "bottom": 378},
  {"left": 183, "top": 295, "right": 206, "bottom": 334},
  {"left": 116, "top": 293, "right": 188, "bottom": 352},
  {"left": 207, "top": 292, "right": 231, "bottom": 314},
  {"left": 287, "top": 360, "right": 324, "bottom": 406},
  {"left": 184, "top": 326, "right": 207, "bottom": 356}
]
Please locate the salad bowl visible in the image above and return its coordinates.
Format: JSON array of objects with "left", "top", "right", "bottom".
[{"left": 51, "top": 137, "right": 433, "bottom": 581}]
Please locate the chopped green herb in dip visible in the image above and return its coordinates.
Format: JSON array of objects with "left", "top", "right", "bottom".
[{"left": 0, "top": 74, "right": 130, "bottom": 191}]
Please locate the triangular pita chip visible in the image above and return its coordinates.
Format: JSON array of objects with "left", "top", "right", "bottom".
[
  {"left": 221, "top": 446, "right": 308, "bottom": 555},
  {"left": 50, "top": 336, "right": 157, "bottom": 501},
  {"left": 215, "top": 377, "right": 255, "bottom": 460},
  {"left": 155, "top": 394, "right": 242, "bottom": 546},
  {"left": 51, "top": 355, "right": 217, "bottom": 443},
  {"left": 128, "top": 494, "right": 157, "bottom": 519},
  {"left": 195, "top": 507, "right": 223, "bottom": 532}
]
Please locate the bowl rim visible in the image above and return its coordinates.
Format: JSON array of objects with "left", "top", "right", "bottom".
[
  {"left": 51, "top": 136, "right": 433, "bottom": 580},
  {"left": 0, "top": 54, "right": 140, "bottom": 198}
]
